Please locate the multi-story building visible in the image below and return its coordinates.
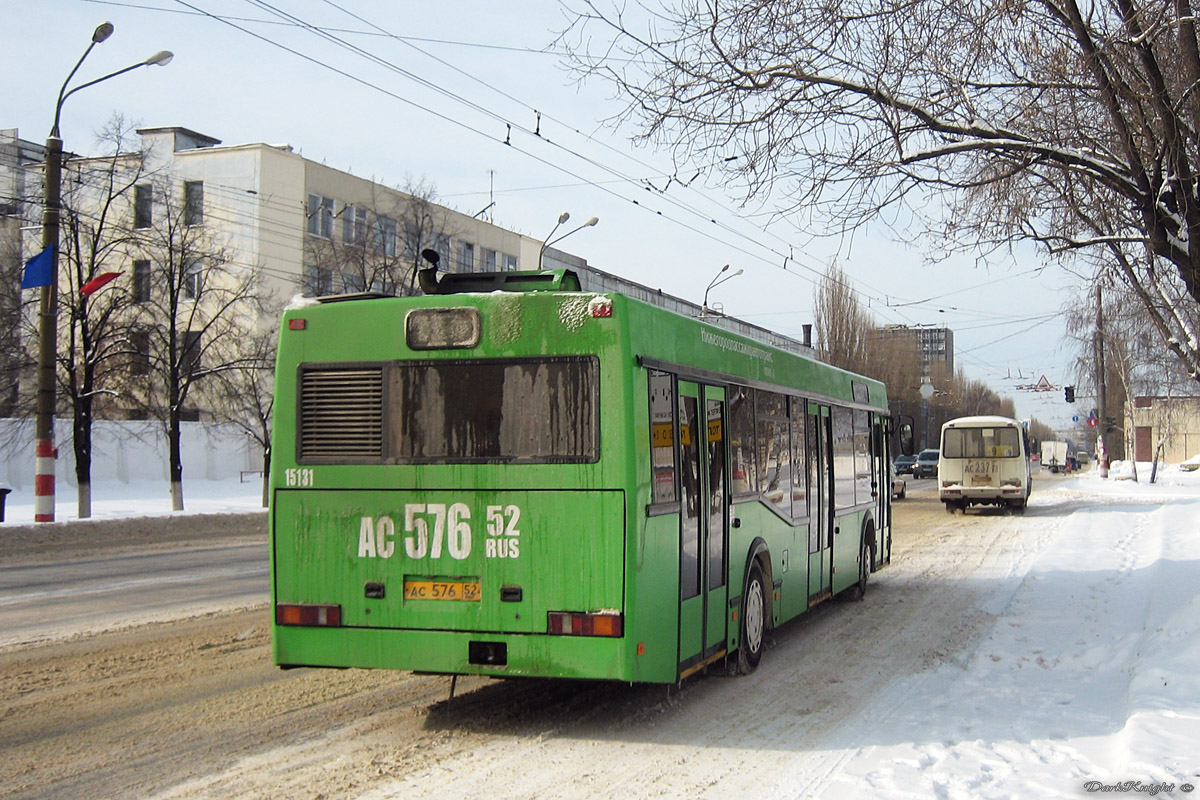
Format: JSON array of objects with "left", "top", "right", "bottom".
[
  {"left": 0, "top": 130, "right": 45, "bottom": 416},
  {"left": 879, "top": 324, "right": 954, "bottom": 378},
  {"left": 7, "top": 125, "right": 812, "bottom": 421}
]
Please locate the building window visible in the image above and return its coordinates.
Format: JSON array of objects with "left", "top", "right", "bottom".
[
  {"left": 375, "top": 215, "right": 397, "bottom": 256},
  {"left": 482, "top": 248, "right": 498, "bottom": 271},
  {"left": 434, "top": 234, "right": 451, "bottom": 266},
  {"left": 457, "top": 241, "right": 475, "bottom": 272},
  {"left": 342, "top": 205, "right": 367, "bottom": 244},
  {"left": 403, "top": 225, "right": 421, "bottom": 260},
  {"left": 182, "top": 330, "right": 201, "bottom": 377},
  {"left": 130, "top": 329, "right": 151, "bottom": 376},
  {"left": 132, "top": 259, "right": 151, "bottom": 303},
  {"left": 307, "top": 194, "right": 333, "bottom": 238},
  {"left": 182, "top": 258, "right": 202, "bottom": 299},
  {"left": 303, "top": 263, "right": 333, "bottom": 295},
  {"left": 184, "top": 181, "right": 204, "bottom": 225},
  {"left": 502, "top": 253, "right": 518, "bottom": 271},
  {"left": 134, "top": 184, "right": 152, "bottom": 228}
]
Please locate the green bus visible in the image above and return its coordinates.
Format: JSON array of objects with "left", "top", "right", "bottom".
[{"left": 270, "top": 266, "right": 896, "bottom": 683}]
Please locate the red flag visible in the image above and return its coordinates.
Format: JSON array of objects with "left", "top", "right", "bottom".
[{"left": 80, "top": 271, "right": 123, "bottom": 296}]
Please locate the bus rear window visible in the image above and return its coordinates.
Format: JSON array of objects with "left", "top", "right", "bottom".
[
  {"left": 395, "top": 357, "right": 598, "bottom": 463},
  {"left": 942, "top": 426, "right": 1020, "bottom": 458}
]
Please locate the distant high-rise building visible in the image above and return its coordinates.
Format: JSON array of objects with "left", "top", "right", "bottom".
[{"left": 880, "top": 324, "right": 955, "bottom": 377}]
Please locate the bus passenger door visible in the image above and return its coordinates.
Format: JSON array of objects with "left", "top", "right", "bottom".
[
  {"left": 807, "top": 405, "right": 834, "bottom": 603},
  {"left": 873, "top": 414, "right": 888, "bottom": 558},
  {"left": 677, "top": 381, "right": 729, "bottom": 676}
]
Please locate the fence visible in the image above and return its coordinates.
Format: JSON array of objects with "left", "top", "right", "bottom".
[{"left": 0, "top": 419, "right": 260, "bottom": 489}]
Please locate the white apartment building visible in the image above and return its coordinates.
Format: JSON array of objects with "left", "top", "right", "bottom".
[
  {"left": 134, "top": 126, "right": 541, "bottom": 307},
  {"left": 4, "top": 125, "right": 813, "bottom": 423}
]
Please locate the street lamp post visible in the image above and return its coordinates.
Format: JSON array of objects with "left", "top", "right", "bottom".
[
  {"left": 702, "top": 263, "right": 743, "bottom": 314},
  {"left": 538, "top": 211, "right": 599, "bottom": 268},
  {"left": 32, "top": 23, "right": 172, "bottom": 522}
]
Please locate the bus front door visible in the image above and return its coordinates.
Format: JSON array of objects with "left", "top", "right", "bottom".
[
  {"left": 872, "top": 414, "right": 889, "bottom": 565},
  {"left": 677, "top": 381, "right": 729, "bottom": 677},
  {"left": 808, "top": 404, "right": 834, "bottom": 603}
]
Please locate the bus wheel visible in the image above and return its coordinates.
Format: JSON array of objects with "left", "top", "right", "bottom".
[
  {"left": 852, "top": 539, "right": 872, "bottom": 601},
  {"left": 737, "top": 561, "right": 766, "bottom": 674}
]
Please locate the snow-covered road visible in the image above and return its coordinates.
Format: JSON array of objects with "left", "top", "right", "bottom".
[
  {"left": 4, "top": 467, "right": 1196, "bottom": 799},
  {"left": 348, "top": 470, "right": 1200, "bottom": 800}
]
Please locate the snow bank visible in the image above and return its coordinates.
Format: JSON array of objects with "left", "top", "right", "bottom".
[
  {"left": 824, "top": 475, "right": 1200, "bottom": 798},
  {"left": 0, "top": 477, "right": 264, "bottom": 525}
]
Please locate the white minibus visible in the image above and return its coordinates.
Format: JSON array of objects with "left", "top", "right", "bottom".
[{"left": 938, "top": 416, "right": 1032, "bottom": 512}]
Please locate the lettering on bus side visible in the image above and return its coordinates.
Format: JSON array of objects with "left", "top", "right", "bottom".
[{"left": 356, "top": 503, "right": 522, "bottom": 560}]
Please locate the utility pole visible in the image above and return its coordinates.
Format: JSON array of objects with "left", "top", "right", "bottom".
[
  {"left": 30, "top": 24, "right": 171, "bottom": 521},
  {"left": 32, "top": 136, "right": 62, "bottom": 521},
  {"left": 1095, "top": 282, "right": 1109, "bottom": 479}
]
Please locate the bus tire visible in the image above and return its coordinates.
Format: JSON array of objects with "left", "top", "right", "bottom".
[
  {"left": 737, "top": 561, "right": 766, "bottom": 674},
  {"left": 852, "top": 537, "right": 872, "bottom": 601}
]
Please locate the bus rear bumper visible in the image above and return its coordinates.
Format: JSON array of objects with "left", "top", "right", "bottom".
[
  {"left": 272, "top": 624, "right": 660, "bottom": 682},
  {"left": 940, "top": 484, "right": 1025, "bottom": 506}
]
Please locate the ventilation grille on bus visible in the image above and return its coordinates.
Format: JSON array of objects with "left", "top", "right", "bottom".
[{"left": 299, "top": 368, "right": 384, "bottom": 459}]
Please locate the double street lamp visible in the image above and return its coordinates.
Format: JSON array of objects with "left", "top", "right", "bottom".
[
  {"left": 32, "top": 23, "right": 172, "bottom": 522},
  {"left": 702, "top": 263, "right": 742, "bottom": 314},
  {"left": 538, "top": 211, "right": 599, "bottom": 269}
]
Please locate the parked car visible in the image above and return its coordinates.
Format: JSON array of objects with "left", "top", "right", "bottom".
[
  {"left": 893, "top": 453, "right": 917, "bottom": 475},
  {"left": 913, "top": 448, "right": 940, "bottom": 479},
  {"left": 891, "top": 465, "right": 907, "bottom": 499}
]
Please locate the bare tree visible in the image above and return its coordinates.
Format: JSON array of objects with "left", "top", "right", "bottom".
[
  {"left": 813, "top": 262, "right": 1022, "bottom": 446},
  {"left": 813, "top": 262, "right": 873, "bottom": 374},
  {"left": 127, "top": 172, "right": 265, "bottom": 510},
  {"left": 561, "top": 0, "right": 1200, "bottom": 384},
  {"left": 205, "top": 317, "right": 277, "bottom": 507},
  {"left": 304, "top": 177, "right": 456, "bottom": 297},
  {"left": 0, "top": 218, "right": 23, "bottom": 418},
  {"left": 55, "top": 118, "right": 149, "bottom": 517}
]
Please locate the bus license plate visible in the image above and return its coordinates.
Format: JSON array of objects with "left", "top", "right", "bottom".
[{"left": 403, "top": 579, "right": 481, "bottom": 602}]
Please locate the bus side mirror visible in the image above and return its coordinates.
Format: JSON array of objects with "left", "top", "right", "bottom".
[{"left": 898, "top": 420, "right": 915, "bottom": 456}]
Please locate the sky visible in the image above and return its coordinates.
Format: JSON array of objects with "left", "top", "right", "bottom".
[{"left": 1, "top": 0, "right": 1090, "bottom": 429}]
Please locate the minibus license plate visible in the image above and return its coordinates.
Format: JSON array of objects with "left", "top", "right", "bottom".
[{"left": 403, "top": 579, "right": 481, "bottom": 602}]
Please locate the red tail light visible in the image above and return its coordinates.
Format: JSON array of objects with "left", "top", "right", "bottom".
[
  {"left": 276, "top": 603, "right": 341, "bottom": 627},
  {"left": 547, "top": 611, "right": 623, "bottom": 637}
]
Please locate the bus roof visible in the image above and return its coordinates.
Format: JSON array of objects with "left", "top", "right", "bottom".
[{"left": 942, "top": 415, "right": 1022, "bottom": 429}]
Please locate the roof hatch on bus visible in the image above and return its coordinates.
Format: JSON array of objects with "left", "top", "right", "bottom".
[{"left": 418, "top": 248, "right": 581, "bottom": 294}]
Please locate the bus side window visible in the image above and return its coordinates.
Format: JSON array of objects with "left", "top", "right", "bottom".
[
  {"left": 728, "top": 385, "right": 757, "bottom": 496},
  {"left": 648, "top": 370, "right": 678, "bottom": 504},
  {"left": 790, "top": 397, "right": 808, "bottom": 519},
  {"left": 756, "top": 390, "right": 790, "bottom": 514}
]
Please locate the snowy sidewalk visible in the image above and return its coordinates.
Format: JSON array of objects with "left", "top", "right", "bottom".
[
  {"left": 0, "top": 478, "right": 266, "bottom": 526},
  {"left": 824, "top": 470, "right": 1200, "bottom": 799}
]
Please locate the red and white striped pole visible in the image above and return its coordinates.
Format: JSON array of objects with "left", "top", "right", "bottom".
[
  {"left": 34, "top": 438, "right": 56, "bottom": 522},
  {"left": 33, "top": 133, "right": 62, "bottom": 524}
]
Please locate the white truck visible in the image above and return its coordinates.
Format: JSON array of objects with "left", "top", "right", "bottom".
[{"left": 1041, "top": 441, "right": 1068, "bottom": 473}]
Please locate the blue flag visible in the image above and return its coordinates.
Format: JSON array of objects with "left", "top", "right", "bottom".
[{"left": 21, "top": 247, "right": 54, "bottom": 290}]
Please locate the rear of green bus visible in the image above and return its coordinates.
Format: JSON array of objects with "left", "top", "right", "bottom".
[{"left": 269, "top": 288, "right": 647, "bottom": 681}]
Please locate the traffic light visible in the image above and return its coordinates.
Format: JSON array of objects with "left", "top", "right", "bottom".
[{"left": 1064, "top": 385, "right": 1075, "bottom": 403}]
